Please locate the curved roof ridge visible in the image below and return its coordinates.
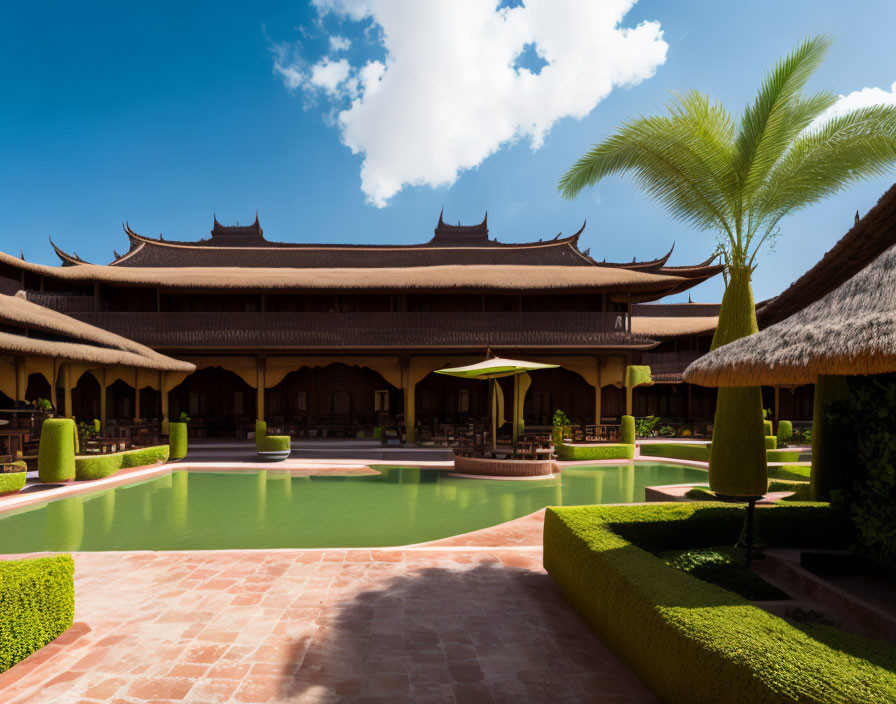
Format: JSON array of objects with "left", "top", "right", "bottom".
[{"left": 49, "top": 236, "right": 88, "bottom": 267}]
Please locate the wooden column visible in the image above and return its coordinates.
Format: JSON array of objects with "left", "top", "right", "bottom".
[
  {"left": 50, "top": 358, "right": 59, "bottom": 410},
  {"left": 133, "top": 368, "right": 141, "bottom": 421},
  {"left": 773, "top": 386, "right": 780, "bottom": 427},
  {"left": 63, "top": 364, "right": 73, "bottom": 418},
  {"left": 256, "top": 356, "right": 266, "bottom": 422},
  {"left": 401, "top": 357, "right": 416, "bottom": 444},
  {"left": 98, "top": 369, "right": 107, "bottom": 434},
  {"left": 13, "top": 356, "right": 26, "bottom": 402},
  {"left": 594, "top": 357, "right": 602, "bottom": 426},
  {"left": 160, "top": 371, "right": 169, "bottom": 434}
]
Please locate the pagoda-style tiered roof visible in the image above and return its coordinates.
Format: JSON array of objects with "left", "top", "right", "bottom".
[{"left": 45, "top": 213, "right": 723, "bottom": 283}]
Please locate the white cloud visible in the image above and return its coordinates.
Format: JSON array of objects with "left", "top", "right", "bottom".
[
  {"left": 275, "top": 0, "right": 667, "bottom": 207},
  {"left": 329, "top": 34, "right": 351, "bottom": 52},
  {"left": 309, "top": 57, "right": 353, "bottom": 96},
  {"left": 811, "top": 81, "right": 896, "bottom": 129}
]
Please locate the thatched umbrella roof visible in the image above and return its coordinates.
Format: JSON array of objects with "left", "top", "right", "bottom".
[
  {"left": 0, "top": 293, "right": 194, "bottom": 372},
  {"left": 683, "top": 243, "right": 896, "bottom": 387}
]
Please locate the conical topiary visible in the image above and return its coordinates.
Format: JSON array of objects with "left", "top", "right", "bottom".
[{"left": 708, "top": 270, "right": 767, "bottom": 497}]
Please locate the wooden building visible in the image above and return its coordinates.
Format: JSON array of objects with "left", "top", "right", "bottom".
[{"left": 0, "top": 212, "right": 723, "bottom": 438}]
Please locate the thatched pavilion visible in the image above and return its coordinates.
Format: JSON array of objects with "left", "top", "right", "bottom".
[
  {"left": 683, "top": 240, "right": 896, "bottom": 499},
  {"left": 0, "top": 292, "right": 194, "bottom": 434}
]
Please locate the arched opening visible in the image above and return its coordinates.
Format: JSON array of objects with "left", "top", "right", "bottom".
[
  {"left": 106, "top": 379, "right": 135, "bottom": 423},
  {"left": 71, "top": 372, "right": 101, "bottom": 422},
  {"left": 139, "top": 386, "right": 160, "bottom": 420},
  {"left": 523, "top": 367, "right": 595, "bottom": 426},
  {"left": 267, "top": 363, "right": 401, "bottom": 437},
  {"left": 169, "top": 367, "right": 256, "bottom": 438},
  {"left": 415, "top": 372, "right": 487, "bottom": 429},
  {"left": 24, "top": 373, "right": 51, "bottom": 404}
]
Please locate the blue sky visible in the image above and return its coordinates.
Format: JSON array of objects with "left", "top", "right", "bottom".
[{"left": 1, "top": 0, "right": 895, "bottom": 303}]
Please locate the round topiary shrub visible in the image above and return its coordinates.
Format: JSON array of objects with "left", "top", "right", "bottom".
[
  {"left": 169, "top": 422, "right": 188, "bottom": 460},
  {"left": 37, "top": 418, "right": 77, "bottom": 483},
  {"left": 621, "top": 415, "right": 635, "bottom": 446},
  {"left": 776, "top": 420, "right": 793, "bottom": 446}
]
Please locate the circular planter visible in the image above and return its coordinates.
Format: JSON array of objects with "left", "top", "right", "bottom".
[{"left": 453, "top": 455, "right": 557, "bottom": 477}]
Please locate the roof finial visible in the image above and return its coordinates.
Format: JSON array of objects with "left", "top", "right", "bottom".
[
  {"left": 438, "top": 208, "right": 445, "bottom": 227},
  {"left": 855, "top": 209, "right": 860, "bottom": 225}
]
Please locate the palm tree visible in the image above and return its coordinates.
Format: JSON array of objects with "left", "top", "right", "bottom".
[{"left": 559, "top": 36, "right": 896, "bottom": 497}]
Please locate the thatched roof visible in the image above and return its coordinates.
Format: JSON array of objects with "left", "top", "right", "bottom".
[
  {"left": 0, "top": 250, "right": 712, "bottom": 296},
  {"left": 0, "top": 293, "right": 194, "bottom": 372},
  {"left": 757, "top": 183, "right": 896, "bottom": 327},
  {"left": 684, "top": 242, "right": 896, "bottom": 387},
  {"left": 631, "top": 316, "right": 718, "bottom": 339}
]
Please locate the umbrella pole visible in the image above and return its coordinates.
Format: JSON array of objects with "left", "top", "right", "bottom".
[
  {"left": 512, "top": 374, "right": 520, "bottom": 453},
  {"left": 491, "top": 378, "right": 497, "bottom": 453}
]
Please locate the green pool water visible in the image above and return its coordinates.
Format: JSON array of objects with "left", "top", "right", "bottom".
[{"left": 2, "top": 463, "right": 706, "bottom": 552}]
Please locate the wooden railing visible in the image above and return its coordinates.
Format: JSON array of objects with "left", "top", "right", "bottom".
[
  {"left": 641, "top": 351, "right": 703, "bottom": 376},
  {"left": 67, "top": 311, "right": 640, "bottom": 349}
]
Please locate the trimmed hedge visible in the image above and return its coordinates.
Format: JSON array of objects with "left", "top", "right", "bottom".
[
  {"left": 0, "top": 470, "right": 26, "bottom": 495},
  {"left": 74, "top": 445, "right": 170, "bottom": 481},
  {"left": 544, "top": 503, "right": 895, "bottom": 704},
  {"left": 620, "top": 415, "right": 635, "bottom": 445},
  {"left": 643, "top": 442, "right": 802, "bottom": 465},
  {"left": 640, "top": 442, "right": 711, "bottom": 462},
  {"left": 765, "top": 435, "right": 778, "bottom": 450},
  {"left": 0, "top": 555, "right": 75, "bottom": 673},
  {"left": 763, "top": 419, "right": 773, "bottom": 436},
  {"left": 767, "top": 448, "right": 803, "bottom": 462},
  {"left": 168, "top": 422, "right": 188, "bottom": 459},
  {"left": 37, "top": 418, "right": 77, "bottom": 483},
  {"left": 768, "top": 463, "right": 811, "bottom": 481},
  {"left": 777, "top": 420, "right": 793, "bottom": 445},
  {"left": 557, "top": 443, "right": 634, "bottom": 461},
  {"left": 255, "top": 420, "right": 290, "bottom": 454},
  {"left": 258, "top": 435, "right": 290, "bottom": 452},
  {"left": 626, "top": 365, "right": 652, "bottom": 388}
]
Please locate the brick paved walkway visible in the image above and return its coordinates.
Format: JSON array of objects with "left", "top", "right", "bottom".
[{"left": 0, "top": 543, "right": 656, "bottom": 703}]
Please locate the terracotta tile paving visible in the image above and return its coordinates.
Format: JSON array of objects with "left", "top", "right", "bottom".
[{"left": 0, "top": 542, "right": 656, "bottom": 703}]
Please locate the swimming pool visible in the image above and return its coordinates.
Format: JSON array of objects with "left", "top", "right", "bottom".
[{"left": 2, "top": 463, "right": 706, "bottom": 552}]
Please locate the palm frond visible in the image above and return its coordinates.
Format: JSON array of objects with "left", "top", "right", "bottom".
[
  {"left": 735, "top": 36, "right": 832, "bottom": 202},
  {"left": 756, "top": 105, "right": 896, "bottom": 222},
  {"left": 558, "top": 92, "right": 737, "bottom": 236}
]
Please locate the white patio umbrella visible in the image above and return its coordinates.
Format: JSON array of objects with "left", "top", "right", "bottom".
[{"left": 435, "top": 357, "right": 559, "bottom": 451}]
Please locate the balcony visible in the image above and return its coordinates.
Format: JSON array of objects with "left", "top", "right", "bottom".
[
  {"left": 641, "top": 351, "right": 703, "bottom": 381},
  {"left": 67, "top": 311, "right": 651, "bottom": 351}
]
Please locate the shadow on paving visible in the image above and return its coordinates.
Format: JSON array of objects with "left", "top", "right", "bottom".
[{"left": 278, "top": 561, "right": 653, "bottom": 703}]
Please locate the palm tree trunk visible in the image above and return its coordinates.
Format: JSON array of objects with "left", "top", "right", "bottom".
[{"left": 708, "top": 267, "right": 768, "bottom": 497}]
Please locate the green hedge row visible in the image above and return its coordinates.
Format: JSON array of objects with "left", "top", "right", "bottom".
[
  {"left": 768, "top": 464, "right": 811, "bottom": 481},
  {"left": 640, "top": 442, "right": 711, "bottom": 462},
  {"left": 543, "top": 503, "right": 895, "bottom": 703},
  {"left": 0, "top": 469, "right": 26, "bottom": 495},
  {"left": 0, "top": 555, "right": 75, "bottom": 673},
  {"left": 74, "top": 445, "right": 170, "bottom": 481},
  {"left": 767, "top": 448, "right": 803, "bottom": 462},
  {"left": 557, "top": 443, "right": 634, "bottom": 461},
  {"left": 620, "top": 415, "right": 635, "bottom": 445},
  {"left": 643, "top": 442, "right": 803, "bottom": 465},
  {"left": 764, "top": 435, "right": 778, "bottom": 450}
]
